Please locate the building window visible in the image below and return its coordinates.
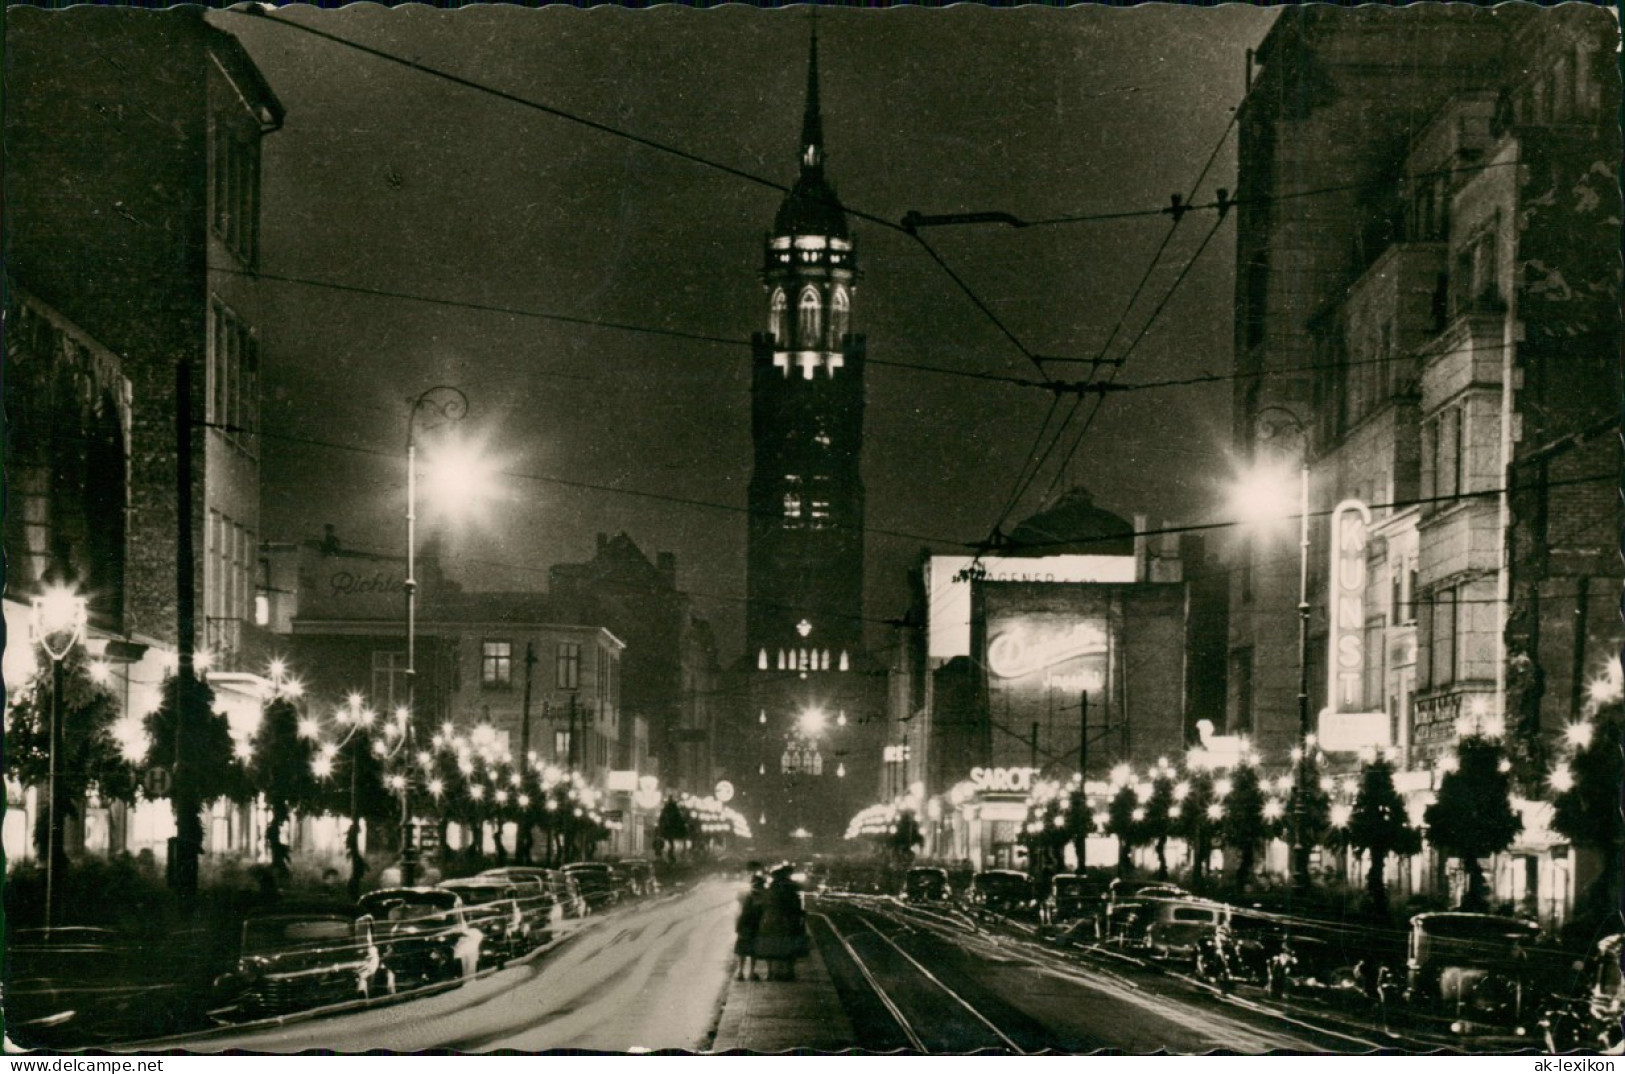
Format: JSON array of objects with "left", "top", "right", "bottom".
[
  {"left": 373, "top": 651, "right": 408, "bottom": 710},
  {"left": 1364, "top": 620, "right": 1386, "bottom": 711},
  {"left": 482, "top": 640, "right": 513, "bottom": 688},
  {"left": 556, "top": 642, "right": 581, "bottom": 690},
  {"left": 809, "top": 499, "right": 831, "bottom": 527},
  {"left": 783, "top": 492, "right": 802, "bottom": 520},
  {"left": 554, "top": 729, "right": 572, "bottom": 764},
  {"left": 1426, "top": 588, "right": 1459, "bottom": 688},
  {"left": 1424, "top": 406, "right": 1463, "bottom": 506},
  {"left": 798, "top": 287, "right": 821, "bottom": 344},
  {"left": 596, "top": 648, "right": 610, "bottom": 706},
  {"left": 1452, "top": 227, "right": 1500, "bottom": 315},
  {"left": 769, "top": 288, "right": 786, "bottom": 342},
  {"left": 204, "top": 508, "right": 252, "bottom": 657},
  {"left": 210, "top": 120, "right": 261, "bottom": 265},
  {"left": 209, "top": 300, "right": 260, "bottom": 454},
  {"left": 830, "top": 287, "right": 850, "bottom": 340},
  {"left": 1230, "top": 648, "right": 1254, "bottom": 734}
]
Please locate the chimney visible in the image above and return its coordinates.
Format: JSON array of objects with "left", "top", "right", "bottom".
[
  {"left": 657, "top": 552, "right": 677, "bottom": 589},
  {"left": 596, "top": 532, "right": 609, "bottom": 555},
  {"left": 321, "top": 524, "right": 340, "bottom": 555}
]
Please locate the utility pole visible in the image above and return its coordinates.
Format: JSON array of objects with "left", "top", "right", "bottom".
[
  {"left": 170, "top": 360, "right": 200, "bottom": 901},
  {"left": 519, "top": 643, "right": 536, "bottom": 864},
  {"left": 521, "top": 643, "right": 536, "bottom": 764},
  {"left": 568, "top": 692, "right": 579, "bottom": 770},
  {"left": 1030, "top": 722, "right": 1039, "bottom": 770},
  {"left": 1079, "top": 691, "right": 1089, "bottom": 781}
]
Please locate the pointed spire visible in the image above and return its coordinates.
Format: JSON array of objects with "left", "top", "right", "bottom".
[{"left": 800, "top": 18, "right": 824, "bottom": 172}]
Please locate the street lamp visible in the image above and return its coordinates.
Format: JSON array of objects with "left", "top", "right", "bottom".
[
  {"left": 1231, "top": 405, "right": 1313, "bottom": 892},
  {"left": 30, "top": 586, "right": 88, "bottom": 930},
  {"left": 402, "top": 386, "right": 474, "bottom": 887}
]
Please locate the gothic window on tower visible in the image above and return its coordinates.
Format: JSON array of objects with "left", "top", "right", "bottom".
[
  {"left": 798, "top": 287, "right": 821, "bottom": 344},
  {"left": 770, "top": 288, "right": 787, "bottom": 342},
  {"left": 831, "top": 287, "right": 849, "bottom": 341}
]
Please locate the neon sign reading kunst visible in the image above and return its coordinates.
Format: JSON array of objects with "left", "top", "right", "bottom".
[{"left": 1327, "top": 500, "right": 1373, "bottom": 713}]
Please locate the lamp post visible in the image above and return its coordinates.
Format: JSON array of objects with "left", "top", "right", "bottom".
[
  {"left": 1233, "top": 405, "right": 1313, "bottom": 891},
  {"left": 30, "top": 587, "right": 88, "bottom": 931},
  {"left": 403, "top": 386, "right": 471, "bottom": 887}
]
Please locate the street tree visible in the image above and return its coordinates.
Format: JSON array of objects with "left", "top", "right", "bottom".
[
  {"left": 1219, "top": 761, "right": 1268, "bottom": 888},
  {"left": 248, "top": 695, "right": 318, "bottom": 877},
  {"left": 1424, "top": 736, "right": 1522, "bottom": 912},
  {"left": 1343, "top": 756, "right": 1422, "bottom": 918},
  {"left": 1284, "top": 747, "right": 1333, "bottom": 889},
  {"left": 143, "top": 673, "right": 249, "bottom": 891},
  {"left": 1174, "top": 770, "right": 1216, "bottom": 887},
  {"left": 1550, "top": 701, "right": 1622, "bottom": 934},
  {"left": 1141, "top": 773, "right": 1176, "bottom": 879},
  {"left": 3, "top": 644, "right": 138, "bottom": 871},
  {"left": 1105, "top": 785, "right": 1144, "bottom": 878},
  {"left": 890, "top": 810, "right": 924, "bottom": 866}
]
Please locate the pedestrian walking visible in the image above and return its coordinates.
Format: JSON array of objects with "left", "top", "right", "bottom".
[
  {"left": 755, "top": 863, "right": 809, "bottom": 981},
  {"left": 734, "top": 874, "right": 766, "bottom": 981}
]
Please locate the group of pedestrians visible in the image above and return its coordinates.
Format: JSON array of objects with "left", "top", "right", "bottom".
[{"left": 733, "top": 861, "right": 809, "bottom": 982}]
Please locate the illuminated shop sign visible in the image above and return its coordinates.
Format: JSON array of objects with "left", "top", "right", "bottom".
[
  {"left": 1327, "top": 500, "right": 1372, "bottom": 714},
  {"left": 969, "top": 766, "right": 1038, "bottom": 793}
]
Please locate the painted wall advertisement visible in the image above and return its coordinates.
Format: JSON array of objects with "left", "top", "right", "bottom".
[{"left": 974, "top": 582, "right": 1186, "bottom": 780}]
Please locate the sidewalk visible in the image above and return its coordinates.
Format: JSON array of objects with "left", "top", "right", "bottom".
[{"left": 709, "top": 942, "right": 856, "bottom": 1053}]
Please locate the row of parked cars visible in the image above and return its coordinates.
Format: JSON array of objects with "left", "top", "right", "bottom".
[
  {"left": 6, "top": 860, "right": 662, "bottom": 1046},
  {"left": 896, "top": 866, "right": 1622, "bottom": 1052}
]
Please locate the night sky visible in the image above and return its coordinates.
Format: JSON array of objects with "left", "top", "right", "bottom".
[{"left": 219, "top": 4, "right": 1278, "bottom": 658}]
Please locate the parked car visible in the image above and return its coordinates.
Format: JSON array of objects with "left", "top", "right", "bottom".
[
  {"left": 477, "top": 868, "right": 564, "bottom": 939},
  {"left": 619, "top": 859, "right": 660, "bottom": 897},
  {"left": 6, "top": 927, "right": 204, "bottom": 1046},
  {"left": 563, "top": 862, "right": 623, "bottom": 910},
  {"left": 1404, "top": 912, "right": 1544, "bottom": 1030},
  {"left": 436, "top": 878, "right": 531, "bottom": 964},
  {"left": 902, "top": 866, "right": 952, "bottom": 904},
  {"left": 1043, "top": 873, "right": 1110, "bottom": 925},
  {"left": 210, "top": 905, "right": 383, "bottom": 1020},
  {"left": 966, "top": 870, "right": 1038, "bottom": 916},
  {"left": 1099, "top": 881, "right": 1188, "bottom": 945},
  {"left": 1145, "top": 898, "right": 1229, "bottom": 962},
  {"left": 358, "top": 888, "right": 483, "bottom": 988},
  {"left": 1541, "top": 934, "right": 1624, "bottom": 1055}
]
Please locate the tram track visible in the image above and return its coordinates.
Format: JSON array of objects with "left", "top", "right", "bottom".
[
  {"left": 810, "top": 903, "right": 1063, "bottom": 1053},
  {"left": 862, "top": 895, "right": 1463, "bottom": 1054}
]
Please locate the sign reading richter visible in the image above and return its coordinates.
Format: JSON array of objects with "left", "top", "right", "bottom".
[{"left": 1327, "top": 500, "right": 1373, "bottom": 713}]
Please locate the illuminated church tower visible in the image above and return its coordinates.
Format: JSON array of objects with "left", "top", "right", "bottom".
[{"left": 745, "top": 28, "right": 867, "bottom": 673}]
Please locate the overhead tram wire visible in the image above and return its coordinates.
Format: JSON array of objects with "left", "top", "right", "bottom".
[
  {"left": 1043, "top": 205, "right": 1231, "bottom": 498},
  {"left": 207, "top": 267, "right": 1040, "bottom": 391},
  {"left": 1039, "top": 111, "right": 1240, "bottom": 498},
  {"left": 214, "top": 266, "right": 1572, "bottom": 403}
]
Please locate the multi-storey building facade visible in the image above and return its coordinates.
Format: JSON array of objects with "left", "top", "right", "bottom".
[
  {"left": 550, "top": 533, "right": 721, "bottom": 799},
  {"left": 1232, "top": 5, "right": 1619, "bottom": 920},
  {"left": 4, "top": 10, "right": 284, "bottom": 868}
]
